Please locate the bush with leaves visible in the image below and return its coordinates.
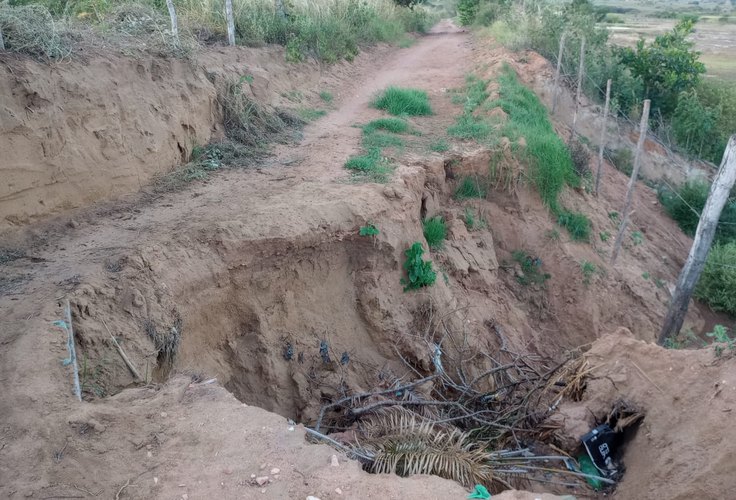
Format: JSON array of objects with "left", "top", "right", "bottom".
[
  {"left": 695, "top": 243, "right": 736, "bottom": 316},
  {"left": 617, "top": 19, "right": 706, "bottom": 118},
  {"left": 401, "top": 242, "right": 436, "bottom": 291},
  {"left": 658, "top": 181, "right": 736, "bottom": 244}
]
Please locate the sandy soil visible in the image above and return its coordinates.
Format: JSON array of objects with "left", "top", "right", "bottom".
[{"left": 1, "top": 19, "right": 735, "bottom": 500}]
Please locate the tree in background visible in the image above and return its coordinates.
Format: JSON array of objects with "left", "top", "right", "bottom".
[{"left": 617, "top": 19, "right": 706, "bottom": 118}]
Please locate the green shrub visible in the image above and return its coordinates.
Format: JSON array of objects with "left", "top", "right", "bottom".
[
  {"left": 454, "top": 176, "right": 486, "bottom": 199},
  {"left": 373, "top": 87, "right": 432, "bottom": 116},
  {"left": 401, "top": 242, "right": 437, "bottom": 291},
  {"left": 363, "top": 117, "right": 410, "bottom": 134},
  {"left": 557, "top": 210, "right": 591, "bottom": 242},
  {"left": 695, "top": 243, "right": 736, "bottom": 315},
  {"left": 423, "top": 216, "right": 447, "bottom": 249},
  {"left": 457, "top": 0, "right": 479, "bottom": 26},
  {"left": 658, "top": 181, "right": 736, "bottom": 244},
  {"left": 319, "top": 91, "right": 334, "bottom": 103},
  {"left": 359, "top": 224, "right": 380, "bottom": 237}
]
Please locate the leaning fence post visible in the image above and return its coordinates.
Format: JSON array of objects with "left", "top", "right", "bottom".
[
  {"left": 594, "top": 79, "right": 612, "bottom": 197},
  {"left": 225, "top": 0, "right": 236, "bottom": 46},
  {"left": 165, "top": 0, "right": 179, "bottom": 46},
  {"left": 611, "top": 99, "right": 650, "bottom": 265},
  {"left": 551, "top": 32, "right": 566, "bottom": 114},
  {"left": 659, "top": 135, "right": 736, "bottom": 344},
  {"left": 568, "top": 36, "right": 586, "bottom": 145}
]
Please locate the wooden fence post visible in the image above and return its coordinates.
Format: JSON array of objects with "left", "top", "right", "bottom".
[
  {"left": 594, "top": 79, "right": 612, "bottom": 196},
  {"left": 611, "top": 99, "right": 650, "bottom": 265},
  {"left": 568, "top": 36, "right": 586, "bottom": 144},
  {"left": 165, "top": 0, "right": 179, "bottom": 45},
  {"left": 551, "top": 32, "right": 566, "bottom": 115},
  {"left": 0, "top": 26, "right": 5, "bottom": 51},
  {"left": 225, "top": 0, "right": 236, "bottom": 46},
  {"left": 659, "top": 135, "right": 736, "bottom": 344}
]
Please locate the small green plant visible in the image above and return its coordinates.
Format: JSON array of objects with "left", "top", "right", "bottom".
[
  {"left": 600, "top": 231, "right": 610, "bottom": 242},
  {"left": 319, "top": 91, "right": 334, "bottom": 103},
  {"left": 664, "top": 328, "right": 702, "bottom": 349},
  {"left": 707, "top": 325, "right": 735, "bottom": 357},
  {"left": 581, "top": 261, "right": 597, "bottom": 285},
  {"left": 631, "top": 231, "right": 644, "bottom": 246},
  {"left": 454, "top": 176, "right": 486, "bottom": 199},
  {"left": 463, "top": 207, "right": 486, "bottom": 231},
  {"left": 511, "top": 250, "right": 550, "bottom": 286},
  {"left": 653, "top": 277, "right": 666, "bottom": 289},
  {"left": 298, "top": 108, "right": 327, "bottom": 122},
  {"left": 557, "top": 211, "right": 591, "bottom": 242},
  {"left": 608, "top": 211, "right": 620, "bottom": 222},
  {"left": 373, "top": 87, "right": 432, "bottom": 116},
  {"left": 423, "top": 217, "right": 447, "bottom": 250},
  {"left": 429, "top": 138, "right": 450, "bottom": 152},
  {"left": 359, "top": 224, "right": 380, "bottom": 237},
  {"left": 344, "top": 149, "right": 392, "bottom": 182},
  {"left": 362, "top": 131, "right": 405, "bottom": 150},
  {"left": 363, "top": 117, "right": 410, "bottom": 134},
  {"left": 401, "top": 242, "right": 437, "bottom": 291},
  {"left": 695, "top": 242, "right": 736, "bottom": 315},
  {"left": 606, "top": 148, "right": 634, "bottom": 176},
  {"left": 642, "top": 272, "right": 650, "bottom": 280},
  {"left": 448, "top": 115, "right": 493, "bottom": 141}
]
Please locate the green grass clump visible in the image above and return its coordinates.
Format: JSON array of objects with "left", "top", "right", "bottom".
[
  {"left": 557, "top": 210, "right": 591, "bottom": 242},
  {"left": 298, "top": 108, "right": 327, "bottom": 122},
  {"left": 496, "top": 65, "right": 577, "bottom": 210},
  {"left": 454, "top": 176, "right": 486, "bottom": 199},
  {"left": 581, "top": 260, "right": 596, "bottom": 285},
  {"left": 363, "top": 117, "right": 410, "bottom": 134},
  {"left": 463, "top": 207, "right": 486, "bottom": 231},
  {"left": 373, "top": 87, "right": 432, "bottom": 116},
  {"left": 359, "top": 224, "right": 379, "bottom": 237},
  {"left": 319, "top": 91, "right": 333, "bottom": 103},
  {"left": 344, "top": 149, "right": 392, "bottom": 183},
  {"left": 362, "top": 131, "right": 405, "bottom": 150},
  {"left": 512, "top": 250, "right": 550, "bottom": 286},
  {"left": 448, "top": 115, "right": 493, "bottom": 141},
  {"left": 462, "top": 74, "right": 490, "bottom": 113},
  {"left": 695, "top": 242, "right": 736, "bottom": 315},
  {"left": 429, "top": 138, "right": 450, "bottom": 152},
  {"left": 401, "top": 242, "right": 437, "bottom": 291},
  {"left": 423, "top": 217, "right": 447, "bottom": 249}
]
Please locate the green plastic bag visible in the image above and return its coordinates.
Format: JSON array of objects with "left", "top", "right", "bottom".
[{"left": 578, "top": 454, "right": 604, "bottom": 490}]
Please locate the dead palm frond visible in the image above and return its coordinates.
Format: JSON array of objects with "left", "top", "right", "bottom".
[{"left": 360, "top": 408, "right": 495, "bottom": 488}]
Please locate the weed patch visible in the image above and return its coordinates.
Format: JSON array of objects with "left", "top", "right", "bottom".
[
  {"left": 695, "top": 242, "right": 736, "bottom": 315},
  {"left": 359, "top": 224, "right": 380, "bottom": 237},
  {"left": 363, "top": 117, "right": 410, "bottom": 134},
  {"left": 557, "top": 210, "right": 591, "bottom": 242},
  {"left": 581, "top": 261, "right": 596, "bottom": 285},
  {"left": 401, "top": 242, "right": 437, "bottom": 291},
  {"left": 455, "top": 176, "right": 486, "bottom": 199},
  {"left": 298, "top": 108, "right": 327, "bottom": 122},
  {"left": 448, "top": 115, "right": 493, "bottom": 141},
  {"left": 429, "top": 138, "right": 450, "bottom": 152},
  {"left": 362, "top": 131, "right": 405, "bottom": 150},
  {"left": 463, "top": 207, "right": 486, "bottom": 231},
  {"left": 511, "top": 250, "right": 550, "bottom": 286},
  {"left": 373, "top": 87, "right": 432, "bottom": 116},
  {"left": 423, "top": 217, "right": 447, "bottom": 249},
  {"left": 319, "top": 91, "right": 334, "bottom": 103}
]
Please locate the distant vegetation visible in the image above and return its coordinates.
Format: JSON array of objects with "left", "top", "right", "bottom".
[
  {"left": 0, "top": 0, "right": 434, "bottom": 62},
  {"left": 465, "top": 0, "right": 735, "bottom": 166}
]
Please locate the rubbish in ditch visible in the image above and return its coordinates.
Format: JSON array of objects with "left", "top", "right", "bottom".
[
  {"left": 467, "top": 484, "right": 491, "bottom": 499},
  {"left": 340, "top": 351, "right": 350, "bottom": 365},
  {"left": 581, "top": 423, "right": 618, "bottom": 478},
  {"left": 319, "top": 340, "right": 331, "bottom": 363},
  {"left": 577, "top": 453, "right": 604, "bottom": 490},
  {"left": 283, "top": 342, "right": 294, "bottom": 361}
]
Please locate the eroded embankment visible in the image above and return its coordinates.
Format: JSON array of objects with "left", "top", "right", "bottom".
[{"left": 0, "top": 45, "right": 327, "bottom": 229}]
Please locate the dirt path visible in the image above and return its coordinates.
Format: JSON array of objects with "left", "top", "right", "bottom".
[{"left": 0, "top": 22, "right": 476, "bottom": 499}]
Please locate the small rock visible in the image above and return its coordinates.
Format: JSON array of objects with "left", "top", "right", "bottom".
[
  {"left": 250, "top": 474, "right": 256, "bottom": 479},
  {"left": 256, "top": 476, "right": 269, "bottom": 486},
  {"left": 335, "top": 488, "right": 343, "bottom": 495},
  {"left": 68, "top": 219, "right": 80, "bottom": 229},
  {"left": 330, "top": 455, "right": 339, "bottom": 467},
  {"left": 160, "top": 412, "right": 168, "bottom": 418},
  {"left": 270, "top": 468, "right": 280, "bottom": 475},
  {"left": 307, "top": 497, "right": 321, "bottom": 500},
  {"left": 154, "top": 477, "right": 159, "bottom": 485},
  {"left": 147, "top": 451, "right": 153, "bottom": 458},
  {"left": 260, "top": 463, "right": 267, "bottom": 470},
  {"left": 261, "top": 489, "right": 266, "bottom": 494}
]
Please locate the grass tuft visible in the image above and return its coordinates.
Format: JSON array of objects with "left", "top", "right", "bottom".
[
  {"left": 557, "top": 210, "right": 591, "bottom": 242},
  {"left": 429, "top": 138, "right": 450, "bottom": 152},
  {"left": 362, "top": 131, "right": 405, "bottom": 150},
  {"left": 454, "top": 176, "right": 486, "bottom": 199},
  {"left": 363, "top": 117, "right": 410, "bottom": 134},
  {"left": 373, "top": 87, "right": 432, "bottom": 116},
  {"left": 423, "top": 217, "right": 447, "bottom": 249},
  {"left": 298, "top": 108, "right": 327, "bottom": 122},
  {"left": 319, "top": 91, "right": 334, "bottom": 103}
]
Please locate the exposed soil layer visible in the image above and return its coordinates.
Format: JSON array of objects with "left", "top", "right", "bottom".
[{"left": 1, "top": 20, "right": 735, "bottom": 500}]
